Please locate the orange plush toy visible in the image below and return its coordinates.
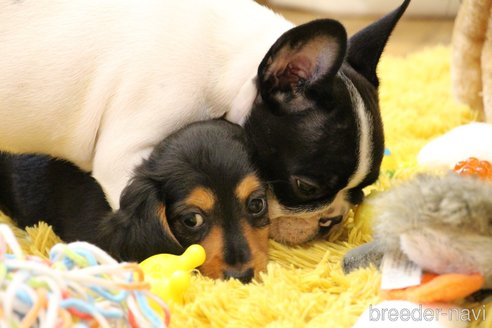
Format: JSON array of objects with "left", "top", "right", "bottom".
[
  {"left": 377, "top": 158, "right": 492, "bottom": 303},
  {"left": 344, "top": 162, "right": 492, "bottom": 302},
  {"left": 381, "top": 273, "right": 485, "bottom": 303}
]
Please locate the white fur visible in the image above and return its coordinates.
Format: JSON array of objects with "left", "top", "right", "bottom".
[
  {"left": 340, "top": 72, "right": 373, "bottom": 189},
  {"left": 0, "top": 0, "right": 293, "bottom": 208}
]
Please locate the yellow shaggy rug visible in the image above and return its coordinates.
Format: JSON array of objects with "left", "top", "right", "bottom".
[{"left": 1, "top": 46, "right": 491, "bottom": 327}]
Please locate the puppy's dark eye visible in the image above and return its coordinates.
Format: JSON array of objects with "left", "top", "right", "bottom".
[
  {"left": 294, "top": 177, "right": 319, "bottom": 196},
  {"left": 181, "top": 213, "right": 205, "bottom": 229},
  {"left": 247, "top": 197, "right": 267, "bottom": 217}
]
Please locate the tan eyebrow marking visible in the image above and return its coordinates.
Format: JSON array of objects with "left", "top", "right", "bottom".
[
  {"left": 157, "top": 203, "right": 181, "bottom": 246},
  {"left": 184, "top": 186, "right": 216, "bottom": 211},
  {"left": 241, "top": 221, "right": 269, "bottom": 279},
  {"left": 235, "top": 174, "right": 263, "bottom": 202}
]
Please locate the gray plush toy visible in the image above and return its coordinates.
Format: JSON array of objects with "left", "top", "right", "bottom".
[{"left": 343, "top": 173, "right": 492, "bottom": 289}]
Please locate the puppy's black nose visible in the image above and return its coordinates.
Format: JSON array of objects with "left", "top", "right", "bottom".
[{"left": 223, "top": 268, "right": 254, "bottom": 284}]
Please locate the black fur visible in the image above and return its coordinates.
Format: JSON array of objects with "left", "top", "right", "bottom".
[
  {"left": 244, "top": 1, "right": 409, "bottom": 216},
  {"left": 0, "top": 153, "right": 111, "bottom": 241}
]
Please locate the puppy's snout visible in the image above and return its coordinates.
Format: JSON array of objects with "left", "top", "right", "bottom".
[
  {"left": 319, "top": 217, "right": 331, "bottom": 227},
  {"left": 223, "top": 268, "right": 254, "bottom": 284},
  {"left": 318, "top": 216, "right": 343, "bottom": 234},
  {"left": 319, "top": 216, "right": 343, "bottom": 227}
]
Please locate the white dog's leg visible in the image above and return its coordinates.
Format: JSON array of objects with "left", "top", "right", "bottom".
[
  {"left": 90, "top": 108, "right": 167, "bottom": 209},
  {"left": 92, "top": 139, "right": 152, "bottom": 210},
  {"left": 90, "top": 90, "right": 204, "bottom": 209}
]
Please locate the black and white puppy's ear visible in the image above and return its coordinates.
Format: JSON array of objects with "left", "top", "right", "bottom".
[
  {"left": 258, "top": 19, "right": 347, "bottom": 113},
  {"left": 347, "top": 0, "right": 410, "bottom": 87},
  {"left": 95, "top": 176, "right": 184, "bottom": 262}
]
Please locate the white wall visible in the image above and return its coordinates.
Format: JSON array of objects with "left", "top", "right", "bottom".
[{"left": 268, "top": 0, "right": 460, "bottom": 17}]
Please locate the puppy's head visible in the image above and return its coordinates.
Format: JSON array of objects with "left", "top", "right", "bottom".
[
  {"left": 244, "top": 1, "right": 409, "bottom": 244},
  {"left": 99, "top": 120, "right": 269, "bottom": 283}
]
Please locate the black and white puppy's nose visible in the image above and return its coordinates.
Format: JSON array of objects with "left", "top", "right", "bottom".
[
  {"left": 318, "top": 216, "right": 344, "bottom": 234},
  {"left": 223, "top": 268, "right": 255, "bottom": 284}
]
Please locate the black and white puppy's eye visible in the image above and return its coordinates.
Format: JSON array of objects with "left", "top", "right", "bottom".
[
  {"left": 247, "top": 196, "right": 267, "bottom": 217},
  {"left": 293, "top": 177, "right": 319, "bottom": 197},
  {"left": 181, "top": 213, "right": 205, "bottom": 229}
]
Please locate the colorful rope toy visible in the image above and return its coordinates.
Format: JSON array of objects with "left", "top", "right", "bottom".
[{"left": 0, "top": 224, "right": 170, "bottom": 327}]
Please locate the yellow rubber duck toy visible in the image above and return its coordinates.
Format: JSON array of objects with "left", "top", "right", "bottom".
[{"left": 139, "top": 244, "right": 206, "bottom": 305}]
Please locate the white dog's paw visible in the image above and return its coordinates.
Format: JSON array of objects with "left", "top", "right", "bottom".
[{"left": 417, "top": 123, "right": 492, "bottom": 170}]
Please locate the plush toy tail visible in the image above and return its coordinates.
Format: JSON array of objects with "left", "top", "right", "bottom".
[{"left": 381, "top": 273, "right": 484, "bottom": 303}]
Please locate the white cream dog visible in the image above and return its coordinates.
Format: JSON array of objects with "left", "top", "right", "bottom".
[
  {"left": 0, "top": 0, "right": 409, "bottom": 244},
  {"left": 0, "top": 0, "right": 290, "bottom": 209}
]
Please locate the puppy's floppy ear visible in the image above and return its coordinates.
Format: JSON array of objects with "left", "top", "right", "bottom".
[
  {"left": 347, "top": 0, "right": 410, "bottom": 87},
  {"left": 258, "top": 19, "right": 347, "bottom": 113},
  {"left": 95, "top": 175, "right": 184, "bottom": 262}
]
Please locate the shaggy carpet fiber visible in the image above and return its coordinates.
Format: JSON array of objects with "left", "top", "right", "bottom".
[{"left": 1, "top": 46, "right": 491, "bottom": 327}]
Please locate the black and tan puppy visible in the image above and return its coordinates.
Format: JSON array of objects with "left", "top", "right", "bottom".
[{"left": 0, "top": 120, "right": 269, "bottom": 283}]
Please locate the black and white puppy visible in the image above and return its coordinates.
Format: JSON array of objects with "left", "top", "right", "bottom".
[
  {"left": 0, "top": 0, "right": 409, "bottom": 245},
  {"left": 245, "top": 1, "right": 410, "bottom": 244},
  {"left": 0, "top": 120, "right": 269, "bottom": 283}
]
